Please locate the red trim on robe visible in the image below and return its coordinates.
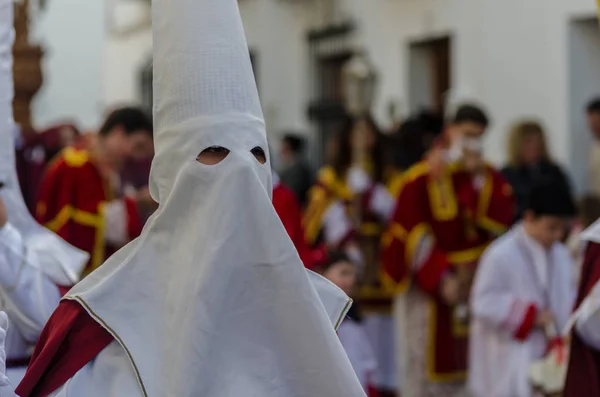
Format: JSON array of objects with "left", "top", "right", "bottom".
[
  {"left": 564, "top": 241, "right": 600, "bottom": 397},
  {"left": 15, "top": 300, "right": 113, "bottom": 397},
  {"left": 513, "top": 303, "right": 537, "bottom": 341},
  {"left": 124, "top": 196, "right": 143, "bottom": 240}
]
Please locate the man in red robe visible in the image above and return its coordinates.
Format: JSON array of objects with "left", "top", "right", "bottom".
[
  {"left": 36, "top": 108, "right": 154, "bottom": 276},
  {"left": 381, "top": 104, "right": 515, "bottom": 396},
  {"left": 564, "top": 221, "right": 600, "bottom": 397}
]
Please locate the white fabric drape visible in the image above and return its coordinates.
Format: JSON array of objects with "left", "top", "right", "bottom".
[{"left": 60, "top": 0, "right": 365, "bottom": 395}]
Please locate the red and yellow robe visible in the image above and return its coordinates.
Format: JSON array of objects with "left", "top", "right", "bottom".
[
  {"left": 381, "top": 161, "right": 515, "bottom": 381},
  {"left": 36, "top": 146, "right": 142, "bottom": 276},
  {"left": 273, "top": 181, "right": 325, "bottom": 270},
  {"left": 303, "top": 165, "right": 383, "bottom": 250},
  {"left": 303, "top": 165, "right": 394, "bottom": 311}
]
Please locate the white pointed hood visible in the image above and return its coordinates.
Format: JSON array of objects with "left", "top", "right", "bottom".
[
  {"left": 65, "top": 0, "right": 365, "bottom": 395},
  {"left": 0, "top": 0, "right": 86, "bottom": 286}
]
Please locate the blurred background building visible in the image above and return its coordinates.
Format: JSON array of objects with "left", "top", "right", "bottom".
[{"left": 24, "top": 0, "right": 600, "bottom": 193}]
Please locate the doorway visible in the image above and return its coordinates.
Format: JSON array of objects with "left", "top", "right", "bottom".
[
  {"left": 408, "top": 36, "right": 452, "bottom": 114},
  {"left": 568, "top": 17, "right": 600, "bottom": 194}
]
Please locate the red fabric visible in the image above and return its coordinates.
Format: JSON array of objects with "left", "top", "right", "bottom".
[
  {"left": 513, "top": 303, "right": 537, "bottom": 341},
  {"left": 564, "top": 241, "right": 600, "bottom": 397},
  {"left": 15, "top": 300, "right": 113, "bottom": 397},
  {"left": 414, "top": 247, "right": 451, "bottom": 296},
  {"left": 273, "top": 183, "right": 322, "bottom": 270},
  {"left": 124, "top": 196, "right": 143, "bottom": 240}
]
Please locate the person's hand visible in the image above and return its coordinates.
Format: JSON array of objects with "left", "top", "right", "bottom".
[
  {"left": 0, "top": 197, "right": 6, "bottom": 229},
  {"left": 426, "top": 146, "right": 447, "bottom": 180},
  {"left": 536, "top": 309, "right": 554, "bottom": 328},
  {"left": 439, "top": 273, "right": 460, "bottom": 305}
]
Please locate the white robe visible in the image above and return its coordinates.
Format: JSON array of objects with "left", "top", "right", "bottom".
[
  {"left": 0, "top": 223, "right": 61, "bottom": 385},
  {"left": 468, "top": 224, "right": 574, "bottom": 397}
]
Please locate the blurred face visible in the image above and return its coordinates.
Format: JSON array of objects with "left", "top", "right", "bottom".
[
  {"left": 446, "top": 121, "right": 485, "bottom": 167},
  {"left": 103, "top": 128, "right": 154, "bottom": 169},
  {"left": 521, "top": 133, "right": 544, "bottom": 165},
  {"left": 587, "top": 112, "right": 600, "bottom": 140},
  {"left": 350, "top": 119, "right": 376, "bottom": 152},
  {"left": 280, "top": 142, "right": 293, "bottom": 164},
  {"left": 323, "top": 261, "right": 357, "bottom": 296},
  {"left": 523, "top": 212, "right": 569, "bottom": 249}
]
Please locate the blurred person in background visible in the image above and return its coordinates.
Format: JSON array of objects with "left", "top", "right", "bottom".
[
  {"left": 566, "top": 195, "right": 600, "bottom": 292},
  {"left": 468, "top": 180, "right": 576, "bottom": 397},
  {"left": 564, "top": 211, "right": 600, "bottom": 397},
  {"left": 320, "top": 251, "right": 378, "bottom": 396},
  {"left": 303, "top": 114, "right": 397, "bottom": 396},
  {"left": 279, "top": 133, "right": 313, "bottom": 206},
  {"left": 587, "top": 98, "right": 600, "bottom": 197},
  {"left": 15, "top": 123, "right": 80, "bottom": 213},
  {"left": 303, "top": 115, "right": 394, "bottom": 255},
  {"left": 381, "top": 104, "right": 515, "bottom": 397},
  {"left": 35, "top": 107, "right": 154, "bottom": 277},
  {"left": 501, "top": 120, "right": 572, "bottom": 222}
]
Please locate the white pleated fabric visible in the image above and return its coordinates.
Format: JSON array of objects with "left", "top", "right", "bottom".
[
  {"left": 0, "top": 0, "right": 86, "bottom": 286},
  {"left": 64, "top": 0, "right": 365, "bottom": 395}
]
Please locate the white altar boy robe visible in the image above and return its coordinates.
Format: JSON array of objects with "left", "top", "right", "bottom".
[
  {"left": 0, "top": 224, "right": 62, "bottom": 385},
  {"left": 468, "top": 224, "right": 574, "bottom": 397}
]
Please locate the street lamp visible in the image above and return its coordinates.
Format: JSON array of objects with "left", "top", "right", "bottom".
[{"left": 342, "top": 51, "right": 378, "bottom": 118}]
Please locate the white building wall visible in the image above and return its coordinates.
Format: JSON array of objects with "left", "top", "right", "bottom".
[
  {"left": 30, "top": 0, "right": 599, "bottom": 192},
  {"left": 31, "top": 0, "right": 106, "bottom": 130}
]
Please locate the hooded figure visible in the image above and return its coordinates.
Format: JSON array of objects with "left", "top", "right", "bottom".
[
  {"left": 16, "top": 0, "right": 365, "bottom": 395},
  {"left": 0, "top": 0, "right": 87, "bottom": 387}
]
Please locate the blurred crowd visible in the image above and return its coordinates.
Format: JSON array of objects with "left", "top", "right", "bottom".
[{"left": 12, "top": 97, "right": 600, "bottom": 397}]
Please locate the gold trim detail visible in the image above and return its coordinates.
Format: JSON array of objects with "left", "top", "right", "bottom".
[{"left": 334, "top": 298, "right": 353, "bottom": 330}]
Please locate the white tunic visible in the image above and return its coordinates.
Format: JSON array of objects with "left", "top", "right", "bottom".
[
  {"left": 468, "top": 225, "right": 574, "bottom": 397},
  {"left": 0, "top": 223, "right": 61, "bottom": 385},
  {"left": 338, "top": 319, "right": 377, "bottom": 391}
]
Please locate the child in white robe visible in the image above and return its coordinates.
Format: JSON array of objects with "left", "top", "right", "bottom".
[
  {"left": 468, "top": 180, "right": 576, "bottom": 397},
  {"left": 321, "top": 251, "right": 378, "bottom": 394}
]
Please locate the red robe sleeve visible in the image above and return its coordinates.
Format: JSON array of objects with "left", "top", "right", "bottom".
[
  {"left": 381, "top": 165, "right": 450, "bottom": 295},
  {"left": 564, "top": 242, "right": 600, "bottom": 397},
  {"left": 273, "top": 185, "right": 325, "bottom": 270},
  {"left": 15, "top": 300, "right": 114, "bottom": 397}
]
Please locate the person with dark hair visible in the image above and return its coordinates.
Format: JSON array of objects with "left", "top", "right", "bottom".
[
  {"left": 319, "top": 251, "right": 378, "bottom": 396},
  {"left": 381, "top": 103, "right": 515, "bottom": 397},
  {"left": 35, "top": 107, "right": 154, "bottom": 276},
  {"left": 303, "top": 114, "right": 397, "bottom": 395},
  {"left": 468, "top": 181, "right": 576, "bottom": 397},
  {"left": 587, "top": 97, "right": 600, "bottom": 196},
  {"left": 279, "top": 133, "right": 313, "bottom": 205},
  {"left": 303, "top": 115, "right": 393, "bottom": 253}
]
